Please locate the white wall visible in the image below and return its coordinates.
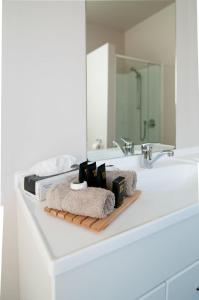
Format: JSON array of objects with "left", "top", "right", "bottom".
[
  {"left": 87, "top": 43, "right": 115, "bottom": 150},
  {"left": 87, "top": 44, "right": 109, "bottom": 150},
  {"left": 176, "top": 0, "right": 199, "bottom": 148},
  {"left": 125, "top": 4, "right": 176, "bottom": 146},
  {"left": 86, "top": 22, "right": 124, "bottom": 54},
  {"left": 1, "top": 1, "right": 86, "bottom": 299}
]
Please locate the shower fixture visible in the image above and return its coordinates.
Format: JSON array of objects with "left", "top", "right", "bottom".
[
  {"left": 130, "top": 67, "right": 141, "bottom": 78},
  {"left": 131, "top": 67, "right": 147, "bottom": 141}
]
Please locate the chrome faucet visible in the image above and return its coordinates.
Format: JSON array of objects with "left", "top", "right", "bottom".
[
  {"left": 113, "top": 137, "right": 134, "bottom": 156},
  {"left": 140, "top": 143, "right": 174, "bottom": 168}
]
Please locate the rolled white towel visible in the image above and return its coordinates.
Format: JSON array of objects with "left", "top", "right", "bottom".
[{"left": 30, "top": 155, "right": 77, "bottom": 176}]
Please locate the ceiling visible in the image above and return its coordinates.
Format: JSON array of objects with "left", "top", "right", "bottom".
[{"left": 86, "top": 0, "right": 175, "bottom": 32}]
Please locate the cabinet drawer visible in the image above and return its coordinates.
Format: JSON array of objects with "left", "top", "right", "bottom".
[
  {"left": 139, "top": 284, "right": 166, "bottom": 300},
  {"left": 167, "top": 261, "right": 199, "bottom": 300}
]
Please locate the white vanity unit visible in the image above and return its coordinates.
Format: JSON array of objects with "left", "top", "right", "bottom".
[{"left": 16, "top": 147, "right": 199, "bottom": 300}]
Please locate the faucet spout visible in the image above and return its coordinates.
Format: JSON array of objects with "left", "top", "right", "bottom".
[
  {"left": 113, "top": 138, "right": 134, "bottom": 156},
  {"left": 113, "top": 140, "right": 125, "bottom": 155},
  {"left": 148, "top": 150, "right": 174, "bottom": 168},
  {"left": 141, "top": 144, "right": 174, "bottom": 168}
]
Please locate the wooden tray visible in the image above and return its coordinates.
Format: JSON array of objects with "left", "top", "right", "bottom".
[{"left": 44, "top": 190, "right": 141, "bottom": 232}]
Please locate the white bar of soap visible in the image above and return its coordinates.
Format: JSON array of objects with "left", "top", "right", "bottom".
[{"left": 70, "top": 181, "right": 87, "bottom": 191}]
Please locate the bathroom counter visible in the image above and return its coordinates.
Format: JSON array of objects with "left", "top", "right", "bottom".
[{"left": 16, "top": 147, "right": 199, "bottom": 277}]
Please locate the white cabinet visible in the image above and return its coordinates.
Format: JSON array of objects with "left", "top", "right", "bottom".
[
  {"left": 167, "top": 261, "right": 199, "bottom": 300},
  {"left": 138, "top": 259, "right": 199, "bottom": 300},
  {"left": 139, "top": 284, "right": 166, "bottom": 300},
  {"left": 17, "top": 187, "right": 199, "bottom": 300}
]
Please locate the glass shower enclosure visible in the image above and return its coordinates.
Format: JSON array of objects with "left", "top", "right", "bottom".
[{"left": 116, "top": 55, "right": 163, "bottom": 145}]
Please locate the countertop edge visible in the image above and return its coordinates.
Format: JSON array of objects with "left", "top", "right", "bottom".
[
  {"left": 52, "top": 203, "right": 199, "bottom": 276},
  {"left": 16, "top": 188, "right": 55, "bottom": 276}
]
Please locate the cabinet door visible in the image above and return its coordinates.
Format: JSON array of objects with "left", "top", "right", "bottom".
[
  {"left": 139, "top": 284, "right": 166, "bottom": 300},
  {"left": 167, "top": 261, "right": 199, "bottom": 300}
]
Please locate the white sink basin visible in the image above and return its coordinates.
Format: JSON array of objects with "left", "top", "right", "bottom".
[
  {"left": 136, "top": 161, "right": 198, "bottom": 218},
  {"left": 104, "top": 154, "right": 199, "bottom": 221},
  {"left": 138, "top": 162, "right": 197, "bottom": 191}
]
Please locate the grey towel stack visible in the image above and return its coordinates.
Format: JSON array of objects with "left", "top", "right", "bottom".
[
  {"left": 46, "top": 169, "right": 137, "bottom": 219},
  {"left": 106, "top": 170, "right": 137, "bottom": 196},
  {"left": 46, "top": 183, "right": 115, "bottom": 219}
]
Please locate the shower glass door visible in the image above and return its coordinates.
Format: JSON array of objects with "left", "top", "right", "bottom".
[{"left": 115, "top": 56, "right": 162, "bottom": 145}]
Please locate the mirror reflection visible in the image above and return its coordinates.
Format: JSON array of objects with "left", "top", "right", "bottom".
[{"left": 86, "top": 0, "right": 176, "bottom": 161}]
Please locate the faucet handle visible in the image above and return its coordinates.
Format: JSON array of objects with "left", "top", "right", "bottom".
[
  {"left": 121, "top": 137, "right": 134, "bottom": 155},
  {"left": 141, "top": 143, "right": 152, "bottom": 152},
  {"left": 141, "top": 143, "right": 153, "bottom": 160},
  {"left": 120, "top": 137, "right": 133, "bottom": 146}
]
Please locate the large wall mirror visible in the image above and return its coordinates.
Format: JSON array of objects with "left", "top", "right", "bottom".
[{"left": 86, "top": 0, "right": 176, "bottom": 161}]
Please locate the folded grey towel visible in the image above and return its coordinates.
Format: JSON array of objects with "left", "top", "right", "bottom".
[
  {"left": 106, "top": 170, "right": 137, "bottom": 196},
  {"left": 46, "top": 183, "right": 115, "bottom": 219}
]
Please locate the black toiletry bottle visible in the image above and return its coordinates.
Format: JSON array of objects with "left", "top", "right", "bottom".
[
  {"left": 87, "top": 162, "right": 97, "bottom": 187},
  {"left": 112, "top": 176, "right": 125, "bottom": 208},
  {"left": 97, "top": 163, "right": 107, "bottom": 189},
  {"left": 79, "top": 161, "right": 88, "bottom": 183}
]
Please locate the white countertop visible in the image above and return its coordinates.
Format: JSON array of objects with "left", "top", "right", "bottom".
[{"left": 16, "top": 147, "right": 199, "bottom": 276}]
